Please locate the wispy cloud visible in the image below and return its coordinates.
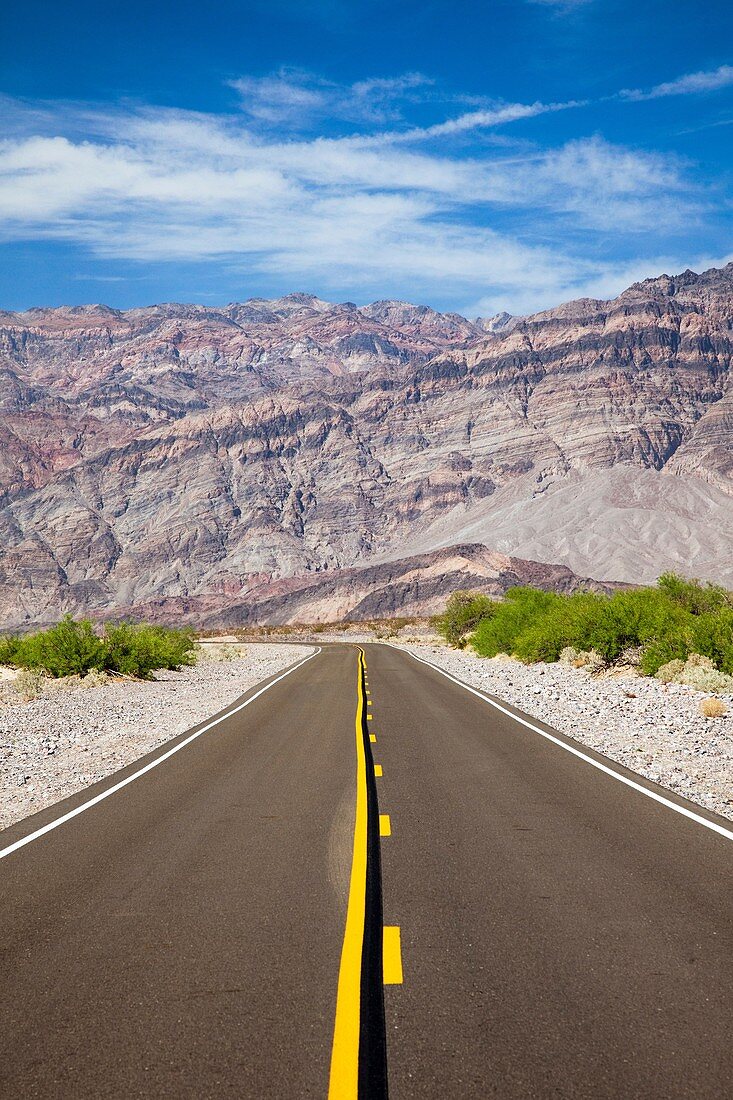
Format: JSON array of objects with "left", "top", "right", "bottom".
[
  {"left": 0, "top": 88, "right": 702, "bottom": 316},
  {"left": 377, "top": 99, "right": 584, "bottom": 143},
  {"left": 230, "top": 69, "right": 431, "bottom": 128},
  {"left": 228, "top": 68, "right": 580, "bottom": 145},
  {"left": 0, "top": 54, "right": 727, "bottom": 315},
  {"left": 622, "top": 64, "right": 733, "bottom": 101},
  {"left": 526, "top": 0, "right": 593, "bottom": 11}
]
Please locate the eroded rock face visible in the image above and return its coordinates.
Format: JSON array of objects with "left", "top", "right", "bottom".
[
  {"left": 0, "top": 268, "right": 732, "bottom": 627},
  {"left": 120, "top": 543, "right": 619, "bottom": 627}
]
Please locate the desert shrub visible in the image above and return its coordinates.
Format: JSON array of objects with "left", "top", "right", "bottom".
[
  {"left": 14, "top": 668, "right": 47, "bottom": 701},
  {"left": 682, "top": 658, "right": 733, "bottom": 694},
  {"left": 580, "top": 589, "right": 692, "bottom": 671},
  {"left": 433, "top": 572, "right": 733, "bottom": 679},
  {"left": 1, "top": 618, "right": 196, "bottom": 680},
  {"left": 511, "top": 592, "right": 604, "bottom": 663},
  {"left": 431, "top": 591, "right": 496, "bottom": 648},
  {"left": 102, "top": 622, "right": 197, "bottom": 679},
  {"left": 700, "top": 697, "right": 727, "bottom": 719},
  {"left": 471, "top": 587, "right": 561, "bottom": 658},
  {"left": 691, "top": 609, "right": 733, "bottom": 675},
  {"left": 80, "top": 668, "right": 109, "bottom": 688},
  {"left": 198, "top": 642, "right": 251, "bottom": 662},
  {"left": 198, "top": 643, "right": 235, "bottom": 662},
  {"left": 655, "top": 658, "right": 685, "bottom": 684},
  {"left": 655, "top": 654, "right": 733, "bottom": 694},
  {"left": 0, "top": 635, "right": 21, "bottom": 665},
  {"left": 657, "top": 573, "right": 733, "bottom": 615},
  {"left": 575, "top": 649, "right": 606, "bottom": 673},
  {"left": 13, "top": 617, "right": 107, "bottom": 677}
]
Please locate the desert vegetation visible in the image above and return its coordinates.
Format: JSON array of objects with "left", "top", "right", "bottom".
[
  {"left": 432, "top": 574, "right": 733, "bottom": 697},
  {"left": 0, "top": 617, "right": 197, "bottom": 680}
]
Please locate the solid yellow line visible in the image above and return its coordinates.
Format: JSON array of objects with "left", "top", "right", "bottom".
[
  {"left": 383, "top": 927, "right": 403, "bottom": 984},
  {"left": 379, "top": 814, "right": 391, "bottom": 837},
  {"left": 328, "top": 649, "right": 368, "bottom": 1100},
  {"left": 369, "top": 733, "right": 377, "bottom": 743},
  {"left": 374, "top": 764, "right": 383, "bottom": 777}
]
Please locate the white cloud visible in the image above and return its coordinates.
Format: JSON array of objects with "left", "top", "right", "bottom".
[
  {"left": 378, "top": 99, "right": 584, "bottom": 143},
  {"left": 0, "top": 86, "right": 713, "bottom": 314},
  {"left": 229, "top": 69, "right": 431, "bottom": 128},
  {"left": 227, "top": 67, "right": 587, "bottom": 146},
  {"left": 622, "top": 64, "right": 733, "bottom": 101},
  {"left": 529, "top": 136, "right": 694, "bottom": 230},
  {"left": 464, "top": 251, "right": 733, "bottom": 317}
]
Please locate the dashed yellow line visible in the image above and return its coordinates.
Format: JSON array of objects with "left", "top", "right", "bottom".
[
  {"left": 369, "top": 733, "right": 377, "bottom": 743},
  {"left": 383, "top": 927, "right": 403, "bottom": 984},
  {"left": 374, "top": 764, "right": 383, "bottom": 777},
  {"left": 379, "top": 814, "right": 391, "bottom": 837}
]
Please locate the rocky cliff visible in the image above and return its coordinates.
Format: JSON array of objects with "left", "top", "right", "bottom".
[{"left": 1, "top": 266, "right": 732, "bottom": 627}]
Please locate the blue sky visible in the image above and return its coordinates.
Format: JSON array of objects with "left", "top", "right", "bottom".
[{"left": 1, "top": 0, "right": 732, "bottom": 315}]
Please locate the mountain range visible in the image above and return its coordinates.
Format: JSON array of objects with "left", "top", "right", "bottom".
[{"left": 1, "top": 264, "right": 732, "bottom": 627}]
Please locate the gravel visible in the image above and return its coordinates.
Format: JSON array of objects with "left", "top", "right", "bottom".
[
  {"left": 396, "top": 645, "right": 733, "bottom": 822},
  {"left": 0, "top": 644, "right": 313, "bottom": 832}
]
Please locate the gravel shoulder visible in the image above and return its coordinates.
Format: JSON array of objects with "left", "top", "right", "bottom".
[
  {"left": 396, "top": 644, "right": 733, "bottom": 822},
  {"left": 0, "top": 644, "right": 313, "bottom": 832}
]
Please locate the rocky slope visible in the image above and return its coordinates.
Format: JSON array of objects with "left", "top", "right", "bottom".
[
  {"left": 122, "top": 544, "right": 619, "bottom": 627},
  {"left": 1, "top": 265, "right": 732, "bottom": 627}
]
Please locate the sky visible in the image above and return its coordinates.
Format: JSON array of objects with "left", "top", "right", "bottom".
[{"left": 0, "top": 0, "right": 732, "bottom": 316}]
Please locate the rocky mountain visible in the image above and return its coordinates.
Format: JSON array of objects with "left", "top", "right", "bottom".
[
  {"left": 1, "top": 265, "right": 732, "bottom": 627},
  {"left": 126, "top": 544, "right": 618, "bottom": 627}
]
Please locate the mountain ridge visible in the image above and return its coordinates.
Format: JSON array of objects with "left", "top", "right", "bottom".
[{"left": 1, "top": 263, "right": 731, "bottom": 626}]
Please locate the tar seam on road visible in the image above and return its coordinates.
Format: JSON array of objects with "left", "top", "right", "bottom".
[
  {"left": 0, "top": 647, "right": 320, "bottom": 862},
  {"left": 399, "top": 646, "right": 733, "bottom": 843},
  {"left": 328, "top": 648, "right": 389, "bottom": 1100}
]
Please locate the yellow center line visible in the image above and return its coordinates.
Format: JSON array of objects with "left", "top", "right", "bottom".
[{"left": 328, "top": 650, "right": 368, "bottom": 1099}]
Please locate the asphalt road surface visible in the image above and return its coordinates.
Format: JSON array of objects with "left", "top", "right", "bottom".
[{"left": 1, "top": 643, "right": 731, "bottom": 1098}]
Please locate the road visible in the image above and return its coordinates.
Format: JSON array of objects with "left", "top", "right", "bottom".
[{"left": 1, "top": 643, "right": 732, "bottom": 1098}]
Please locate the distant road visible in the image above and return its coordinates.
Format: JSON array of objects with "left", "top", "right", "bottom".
[{"left": 1, "top": 644, "right": 731, "bottom": 1098}]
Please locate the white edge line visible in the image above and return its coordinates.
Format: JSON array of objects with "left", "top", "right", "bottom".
[
  {"left": 0, "top": 646, "right": 321, "bottom": 861},
  {"left": 390, "top": 644, "right": 733, "bottom": 843}
]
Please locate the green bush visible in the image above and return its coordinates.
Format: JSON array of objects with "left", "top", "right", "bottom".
[
  {"left": 471, "top": 587, "right": 561, "bottom": 658},
  {"left": 13, "top": 617, "right": 107, "bottom": 677},
  {"left": 511, "top": 592, "right": 604, "bottom": 663},
  {"left": 691, "top": 608, "right": 733, "bottom": 675},
  {"left": 0, "top": 635, "right": 21, "bottom": 665},
  {"left": 574, "top": 588, "right": 696, "bottom": 673},
  {"left": 1, "top": 616, "right": 197, "bottom": 679},
  {"left": 657, "top": 572, "right": 733, "bottom": 615},
  {"left": 431, "top": 591, "right": 496, "bottom": 647},
  {"left": 102, "top": 622, "right": 197, "bottom": 679},
  {"left": 429, "top": 572, "right": 733, "bottom": 681}
]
